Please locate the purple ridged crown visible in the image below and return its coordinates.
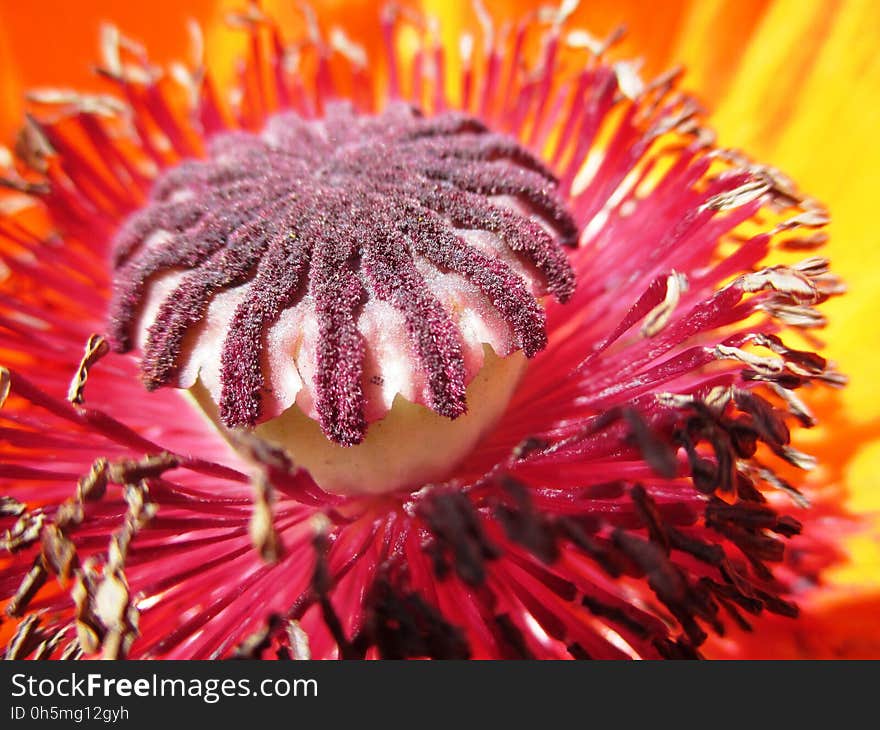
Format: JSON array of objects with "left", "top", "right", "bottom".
[{"left": 108, "top": 102, "right": 578, "bottom": 445}]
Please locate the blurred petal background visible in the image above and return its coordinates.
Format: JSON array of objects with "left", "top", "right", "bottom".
[{"left": 0, "top": 0, "right": 877, "bottom": 657}]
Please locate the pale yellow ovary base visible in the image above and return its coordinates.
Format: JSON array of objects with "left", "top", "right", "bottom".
[{"left": 187, "top": 346, "right": 527, "bottom": 496}]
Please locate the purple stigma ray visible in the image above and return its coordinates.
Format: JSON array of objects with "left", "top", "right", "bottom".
[{"left": 108, "top": 102, "right": 578, "bottom": 445}]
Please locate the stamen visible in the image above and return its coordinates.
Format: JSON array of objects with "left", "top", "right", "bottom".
[{"left": 0, "top": 0, "right": 848, "bottom": 660}]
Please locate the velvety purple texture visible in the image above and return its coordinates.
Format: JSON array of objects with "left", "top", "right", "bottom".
[{"left": 108, "top": 102, "right": 577, "bottom": 445}]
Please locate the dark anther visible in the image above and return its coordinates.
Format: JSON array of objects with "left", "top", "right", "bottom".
[
  {"left": 741, "top": 369, "right": 803, "bottom": 389},
  {"left": 676, "top": 430, "right": 718, "bottom": 494},
  {"left": 555, "top": 517, "right": 625, "bottom": 577},
  {"left": 629, "top": 484, "right": 671, "bottom": 554},
  {"left": 493, "top": 614, "right": 535, "bottom": 659},
  {"left": 229, "top": 614, "right": 283, "bottom": 659},
  {"left": 493, "top": 477, "right": 559, "bottom": 564},
  {"left": 511, "top": 436, "right": 550, "bottom": 462},
  {"left": 706, "top": 517, "right": 786, "bottom": 565},
  {"left": 581, "top": 594, "right": 652, "bottom": 639},
  {"left": 733, "top": 390, "right": 790, "bottom": 446},
  {"left": 567, "top": 643, "right": 593, "bottom": 660},
  {"left": 622, "top": 408, "right": 678, "bottom": 478},
  {"left": 361, "top": 574, "right": 471, "bottom": 659},
  {"left": 667, "top": 527, "right": 724, "bottom": 566},
  {"left": 652, "top": 636, "right": 701, "bottom": 660},
  {"left": 612, "top": 529, "right": 721, "bottom": 647},
  {"left": 417, "top": 488, "right": 500, "bottom": 585},
  {"left": 310, "top": 530, "right": 363, "bottom": 659},
  {"left": 726, "top": 416, "right": 759, "bottom": 458}
]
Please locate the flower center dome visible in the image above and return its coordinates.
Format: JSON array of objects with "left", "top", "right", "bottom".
[{"left": 108, "top": 102, "right": 577, "bottom": 495}]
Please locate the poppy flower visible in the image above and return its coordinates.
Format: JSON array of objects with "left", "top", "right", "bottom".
[{"left": 0, "top": 0, "right": 874, "bottom": 659}]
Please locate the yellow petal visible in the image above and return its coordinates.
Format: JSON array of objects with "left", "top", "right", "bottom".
[{"left": 680, "top": 0, "right": 880, "bottom": 595}]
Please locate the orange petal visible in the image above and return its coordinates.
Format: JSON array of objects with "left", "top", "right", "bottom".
[
  {"left": 706, "top": 589, "right": 880, "bottom": 659},
  {"left": 708, "top": 0, "right": 880, "bottom": 594},
  {"left": 0, "top": 0, "right": 221, "bottom": 140}
]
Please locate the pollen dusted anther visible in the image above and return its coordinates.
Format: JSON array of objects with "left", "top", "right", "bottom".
[{"left": 108, "top": 102, "right": 577, "bottom": 447}]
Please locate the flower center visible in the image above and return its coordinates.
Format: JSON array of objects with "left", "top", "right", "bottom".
[{"left": 108, "top": 102, "right": 577, "bottom": 495}]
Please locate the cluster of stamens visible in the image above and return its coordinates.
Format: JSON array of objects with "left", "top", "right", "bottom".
[
  {"left": 108, "top": 102, "right": 577, "bottom": 445},
  {"left": 0, "top": 0, "right": 850, "bottom": 660}
]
